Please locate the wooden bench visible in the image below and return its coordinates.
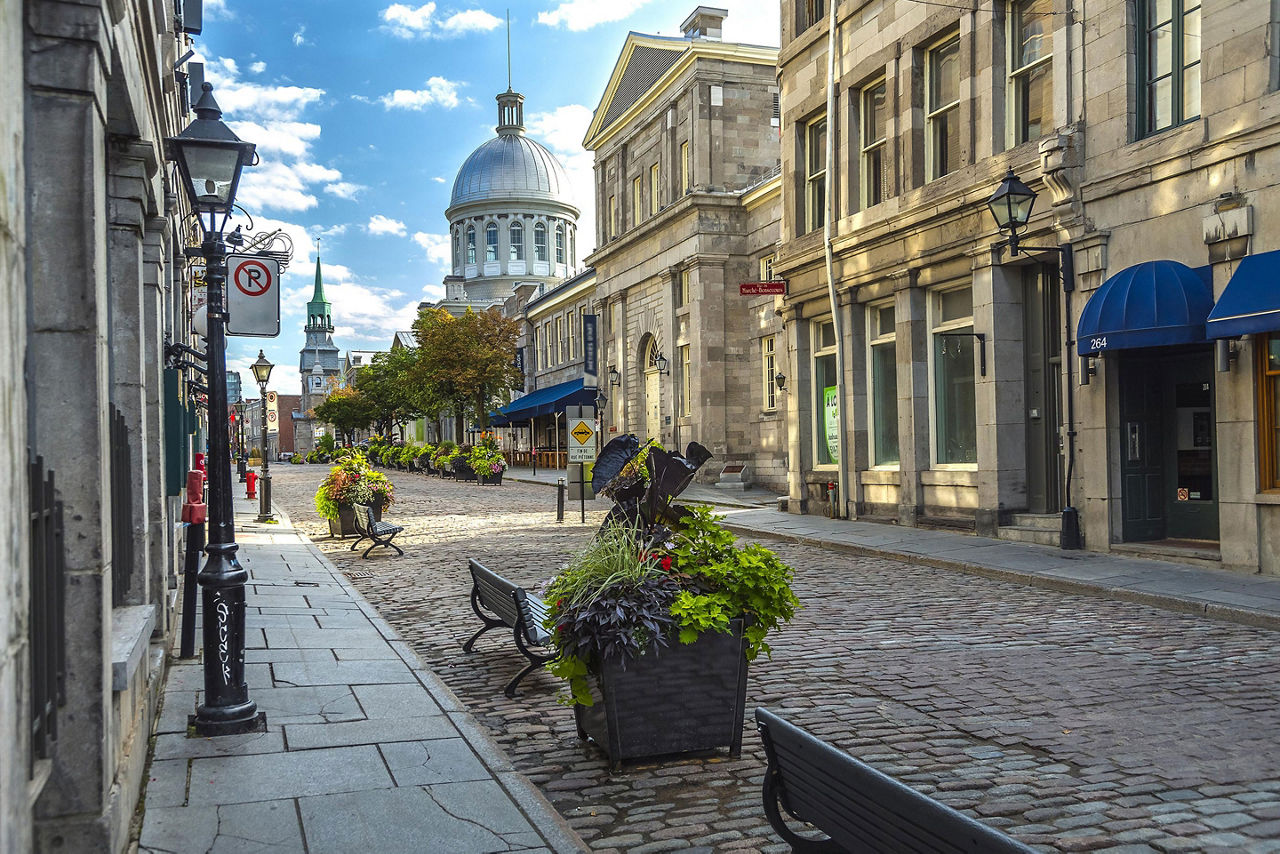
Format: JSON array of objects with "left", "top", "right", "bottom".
[
  {"left": 755, "top": 708, "right": 1034, "bottom": 853},
  {"left": 350, "top": 504, "right": 404, "bottom": 559},
  {"left": 462, "top": 558, "right": 554, "bottom": 697}
]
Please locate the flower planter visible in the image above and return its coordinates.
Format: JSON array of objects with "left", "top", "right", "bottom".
[
  {"left": 574, "top": 618, "right": 748, "bottom": 771},
  {"left": 478, "top": 472, "right": 503, "bottom": 486},
  {"left": 454, "top": 462, "right": 477, "bottom": 482},
  {"left": 329, "top": 503, "right": 381, "bottom": 538}
]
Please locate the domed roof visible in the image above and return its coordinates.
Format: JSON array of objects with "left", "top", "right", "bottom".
[
  {"left": 450, "top": 134, "right": 573, "bottom": 209},
  {"left": 448, "top": 90, "right": 578, "bottom": 215}
]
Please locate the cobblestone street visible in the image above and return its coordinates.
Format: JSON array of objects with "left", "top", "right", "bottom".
[{"left": 272, "top": 466, "right": 1280, "bottom": 853}]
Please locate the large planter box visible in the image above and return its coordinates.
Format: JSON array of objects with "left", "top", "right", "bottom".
[
  {"left": 574, "top": 618, "right": 747, "bottom": 770},
  {"left": 479, "top": 471, "right": 503, "bottom": 486},
  {"left": 454, "top": 462, "right": 477, "bottom": 482},
  {"left": 328, "top": 503, "right": 381, "bottom": 538}
]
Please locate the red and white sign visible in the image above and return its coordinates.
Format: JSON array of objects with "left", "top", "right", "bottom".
[
  {"left": 739, "top": 281, "right": 787, "bottom": 296},
  {"left": 227, "top": 254, "right": 281, "bottom": 338}
]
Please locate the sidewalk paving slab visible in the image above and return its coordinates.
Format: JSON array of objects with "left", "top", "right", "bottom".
[{"left": 138, "top": 491, "right": 588, "bottom": 854}]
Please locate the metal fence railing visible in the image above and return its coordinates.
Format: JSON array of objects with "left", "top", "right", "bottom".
[
  {"left": 109, "top": 406, "right": 134, "bottom": 608},
  {"left": 28, "top": 453, "right": 66, "bottom": 774}
]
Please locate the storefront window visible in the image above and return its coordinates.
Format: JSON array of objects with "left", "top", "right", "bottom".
[
  {"left": 813, "top": 320, "right": 839, "bottom": 466},
  {"left": 868, "top": 303, "right": 899, "bottom": 466},
  {"left": 932, "top": 286, "right": 977, "bottom": 464},
  {"left": 1262, "top": 333, "right": 1280, "bottom": 490}
]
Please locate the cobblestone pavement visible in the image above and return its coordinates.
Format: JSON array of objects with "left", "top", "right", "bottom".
[{"left": 271, "top": 466, "right": 1280, "bottom": 853}]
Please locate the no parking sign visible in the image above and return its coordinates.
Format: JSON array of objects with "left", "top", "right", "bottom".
[{"left": 227, "top": 253, "right": 280, "bottom": 337}]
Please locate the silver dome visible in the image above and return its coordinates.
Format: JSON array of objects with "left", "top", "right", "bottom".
[{"left": 449, "top": 134, "right": 575, "bottom": 210}]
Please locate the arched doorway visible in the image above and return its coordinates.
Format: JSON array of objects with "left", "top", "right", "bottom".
[{"left": 640, "top": 336, "right": 662, "bottom": 442}]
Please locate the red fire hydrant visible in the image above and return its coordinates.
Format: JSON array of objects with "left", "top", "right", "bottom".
[{"left": 246, "top": 470, "right": 258, "bottom": 499}]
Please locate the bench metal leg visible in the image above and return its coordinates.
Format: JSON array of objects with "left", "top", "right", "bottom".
[
  {"left": 463, "top": 589, "right": 507, "bottom": 653},
  {"left": 761, "top": 770, "right": 846, "bottom": 854},
  {"left": 361, "top": 537, "right": 403, "bottom": 559},
  {"left": 503, "top": 659, "right": 545, "bottom": 698}
]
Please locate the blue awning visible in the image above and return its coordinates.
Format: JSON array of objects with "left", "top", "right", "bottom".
[
  {"left": 490, "top": 378, "right": 596, "bottom": 426},
  {"left": 1077, "top": 260, "right": 1214, "bottom": 356},
  {"left": 1207, "top": 250, "right": 1280, "bottom": 339}
]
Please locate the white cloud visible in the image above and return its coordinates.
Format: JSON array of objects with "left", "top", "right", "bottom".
[
  {"left": 368, "top": 215, "right": 408, "bottom": 236},
  {"left": 204, "top": 0, "right": 234, "bottom": 20},
  {"left": 537, "top": 0, "right": 653, "bottom": 31},
  {"left": 381, "top": 3, "right": 502, "bottom": 38},
  {"left": 227, "top": 120, "right": 321, "bottom": 158},
  {"left": 249, "top": 61, "right": 267, "bottom": 74},
  {"left": 412, "top": 231, "right": 451, "bottom": 269},
  {"left": 431, "top": 176, "right": 446, "bottom": 183},
  {"left": 720, "top": 0, "right": 781, "bottom": 46},
  {"left": 377, "top": 77, "right": 463, "bottom": 110},
  {"left": 324, "top": 181, "right": 366, "bottom": 199},
  {"left": 292, "top": 26, "right": 308, "bottom": 46},
  {"left": 526, "top": 104, "right": 597, "bottom": 257}
]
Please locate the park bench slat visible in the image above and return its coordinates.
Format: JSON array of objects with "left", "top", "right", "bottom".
[
  {"left": 350, "top": 504, "right": 403, "bottom": 560},
  {"left": 464, "top": 558, "right": 555, "bottom": 697},
  {"left": 756, "top": 707, "right": 1034, "bottom": 854}
]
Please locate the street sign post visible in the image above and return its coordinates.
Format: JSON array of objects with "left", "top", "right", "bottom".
[
  {"left": 566, "top": 405, "right": 596, "bottom": 522},
  {"left": 226, "top": 253, "right": 281, "bottom": 337}
]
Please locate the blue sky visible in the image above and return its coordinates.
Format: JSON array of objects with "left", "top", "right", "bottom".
[{"left": 201, "top": 0, "right": 780, "bottom": 397}]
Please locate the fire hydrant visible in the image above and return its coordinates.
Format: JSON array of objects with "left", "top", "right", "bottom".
[{"left": 246, "top": 470, "right": 258, "bottom": 499}]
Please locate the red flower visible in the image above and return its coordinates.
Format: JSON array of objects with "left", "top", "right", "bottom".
[{"left": 660, "top": 556, "right": 672, "bottom": 572}]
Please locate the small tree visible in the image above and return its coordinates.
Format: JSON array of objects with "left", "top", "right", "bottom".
[
  {"left": 411, "top": 307, "right": 522, "bottom": 438},
  {"left": 313, "top": 387, "right": 376, "bottom": 446},
  {"left": 356, "top": 348, "right": 423, "bottom": 441}
]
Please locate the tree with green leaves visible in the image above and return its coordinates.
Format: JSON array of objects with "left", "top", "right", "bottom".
[
  {"left": 410, "top": 307, "right": 522, "bottom": 438},
  {"left": 356, "top": 347, "right": 423, "bottom": 441},
  {"left": 312, "top": 386, "right": 376, "bottom": 446}
]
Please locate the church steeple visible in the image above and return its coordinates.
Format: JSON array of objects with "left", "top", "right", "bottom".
[{"left": 305, "top": 254, "right": 333, "bottom": 333}]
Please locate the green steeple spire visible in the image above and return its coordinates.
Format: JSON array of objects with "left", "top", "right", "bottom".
[{"left": 305, "top": 254, "right": 332, "bottom": 333}]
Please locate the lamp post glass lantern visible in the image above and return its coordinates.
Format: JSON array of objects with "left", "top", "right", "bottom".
[
  {"left": 167, "top": 82, "right": 265, "bottom": 735},
  {"left": 251, "top": 350, "right": 274, "bottom": 523},
  {"left": 985, "top": 171, "right": 1081, "bottom": 551}
]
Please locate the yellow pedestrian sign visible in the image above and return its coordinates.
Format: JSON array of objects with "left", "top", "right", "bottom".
[{"left": 568, "top": 417, "right": 595, "bottom": 462}]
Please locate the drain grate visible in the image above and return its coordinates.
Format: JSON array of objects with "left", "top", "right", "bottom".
[{"left": 345, "top": 570, "right": 374, "bottom": 579}]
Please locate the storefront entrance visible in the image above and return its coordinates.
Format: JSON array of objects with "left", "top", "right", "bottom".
[{"left": 1118, "top": 348, "right": 1218, "bottom": 542}]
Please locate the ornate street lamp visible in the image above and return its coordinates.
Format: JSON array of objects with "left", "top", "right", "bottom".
[
  {"left": 250, "top": 350, "right": 274, "bottom": 523},
  {"left": 167, "top": 82, "right": 265, "bottom": 734},
  {"left": 774, "top": 372, "right": 787, "bottom": 392},
  {"left": 653, "top": 353, "right": 670, "bottom": 376},
  {"left": 234, "top": 399, "right": 248, "bottom": 482},
  {"left": 986, "top": 171, "right": 1081, "bottom": 550}
]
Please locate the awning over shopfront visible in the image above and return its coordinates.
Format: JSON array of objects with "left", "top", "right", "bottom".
[
  {"left": 1206, "top": 249, "right": 1280, "bottom": 339},
  {"left": 490, "top": 377, "right": 596, "bottom": 426},
  {"left": 1077, "top": 260, "right": 1214, "bottom": 355}
]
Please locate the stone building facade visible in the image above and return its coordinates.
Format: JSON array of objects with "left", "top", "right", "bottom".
[
  {"left": 4, "top": 0, "right": 201, "bottom": 848},
  {"left": 585, "top": 7, "right": 788, "bottom": 489},
  {"left": 775, "top": 0, "right": 1280, "bottom": 573}
]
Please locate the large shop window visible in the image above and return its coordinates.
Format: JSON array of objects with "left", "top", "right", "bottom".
[
  {"left": 868, "top": 302, "right": 900, "bottom": 466},
  {"left": 805, "top": 116, "right": 827, "bottom": 233},
  {"left": 1139, "top": 0, "right": 1201, "bottom": 136},
  {"left": 813, "top": 319, "right": 839, "bottom": 466},
  {"left": 1261, "top": 334, "right": 1280, "bottom": 491},
  {"left": 932, "top": 286, "right": 977, "bottom": 464},
  {"left": 1011, "top": 0, "right": 1053, "bottom": 144},
  {"left": 927, "top": 35, "right": 961, "bottom": 180}
]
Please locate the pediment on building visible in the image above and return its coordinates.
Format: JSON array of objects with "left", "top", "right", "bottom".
[{"left": 584, "top": 35, "right": 687, "bottom": 149}]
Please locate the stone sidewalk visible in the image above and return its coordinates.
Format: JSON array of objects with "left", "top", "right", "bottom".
[
  {"left": 137, "top": 491, "right": 587, "bottom": 854},
  {"left": 507, "top": 465, "right": 1280, "bottom": 630}
]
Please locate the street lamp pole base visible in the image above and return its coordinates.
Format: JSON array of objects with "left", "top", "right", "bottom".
[
  {"left": 257, "top": 474, "right": 273, "bottom": 522},
  {"left": 1060, "top": 506, "right": 1082, "bottom": 550},
  {"left": 190, "top": 710, "right": 267, "bottom": 737}
]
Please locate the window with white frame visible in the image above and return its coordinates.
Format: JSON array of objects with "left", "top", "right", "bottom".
[
  {"left": 466, "top": 226, "right": 476, "bottom": 264},
  {"left": 678, "top": 344, "right": 691, "bottom": 416},
  {"left": 485, "top": 222, "right": 498, "bottom": 262},
  {"left": 861, "top": 79, "right": 890, "bottom": 208},
  {"left": 760, "top": 255, "right": 776, "bottom": 281},
  {"left": 650, "top": 163, "right": 660, "bottom": 215},
  {"left": 534, "top": 222, "right": 548, "bottom": 261},
  {"left": 867, "top": 302, "right": 899, "bottom": 466},
  {"left": 677, "top": 269, "right": 691, "bottom": 307},
  {"left": 805, "top": 116, "right": 827, "bottom": 233},
  {"left": 555, "top": 316, "right": 564, "bottom": 364},
  {"left": 536, "top": 325, "right": 544, "bottom": 369},
  {"left": 680, "top": 141, "right": 690, "bottom": 193},
  {"left": 509, "top": 221, "right": 524, "bottom": 261},
  {"left": 555, "top": 224, "right": 565, "bottom": 264},
  {"left": 633, "top": 175, "right": 643, "bottom": 225},
  {"left": 1011, "top": 0, "right": 1053, "bottom": 144},
  {"left": 762, "top": 336, "right": 777, "bottom": 412},
  {"left": 931, "top": 286, "right": 977, "bottom": 464},
  {"left": 927, "top": 35, "right": 961, "bottom": 180},
  {"left": 812, "top": 319, "right": 839, "bottom": 466}
]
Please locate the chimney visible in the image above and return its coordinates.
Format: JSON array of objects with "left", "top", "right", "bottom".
[{"left": 681, "top": 6, "right": 727, "bottom": 40}]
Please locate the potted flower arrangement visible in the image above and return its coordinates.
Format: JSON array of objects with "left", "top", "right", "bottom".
[
  {"left": 416, "top": 443, "right": 435, "bottom": 474},
  {"left": 314, "top": 452, "right": 395, "bottom": 537},
  {"left": 432, "top": 441, "right": 458, "bottom": 478},
  {"left": 453, "top": 444, "right": 477, "bottom": 482},
  {"left": 543, "top": 435, "right": 799, "bottom": 770},
  {"left": 468, "top": 437, "right": 507, "bottom": 485}
]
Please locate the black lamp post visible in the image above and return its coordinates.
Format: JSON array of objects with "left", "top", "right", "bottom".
[
  {"left": 167, "top": 82, "right": 265, "bottom": 735},
  {"left": 234, "top": 399, "right": 248, "bottom": 482},
  {"left": 986, "top": 170, "right": 1081, "bottom": 550},
  {"left": 251, "top": 350, "right": 274, "bottom": 522}
]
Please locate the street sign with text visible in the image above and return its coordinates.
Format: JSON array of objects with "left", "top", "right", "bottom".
[{"left": 739, "top": 281, "right": 787, "bottom": 296}]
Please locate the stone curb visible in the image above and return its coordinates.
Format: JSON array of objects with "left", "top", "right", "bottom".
[
  {"left": 238, "top": 502, "right": 591, "bottom": 854},
  {"left": 721, "top": 523, "right": 1280, "bottom": 633}
]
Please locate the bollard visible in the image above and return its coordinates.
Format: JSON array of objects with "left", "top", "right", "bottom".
[
  {"left": 246, "top": 469, "right": 257, "bottom": 499},
  {"left": 827, "top": 481, "right": 838, "bottom": 519},
  {"left": 556, "top": 477, "right": 565, "bottom": 523}
]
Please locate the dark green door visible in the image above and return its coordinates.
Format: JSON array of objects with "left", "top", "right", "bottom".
[
  {"left": 1119, "top": 354, "right": 1166, "bottom": 541},
  {"left": 1163, "top": 352, "right": 1218, "bottom": 540}
]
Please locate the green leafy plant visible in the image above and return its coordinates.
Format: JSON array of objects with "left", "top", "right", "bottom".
[
  {"left": 432, "top": 440, "right": 459, "bottom": 468},
  {"left": 313, "top": 452, "right": 394, "bottom": 520},
  {"left": 290, "top": 454, "right": 304, "bottom": 465},
  {"left": 468, "top": 437, "right": 507, "bottom": 476}
]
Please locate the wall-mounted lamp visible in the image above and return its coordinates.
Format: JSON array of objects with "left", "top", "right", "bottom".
[
  {"left": 654, "top": 353, "right": 670, "bottom": 375},
  {"left": 608, "top": 365, "right": 621, "bottom": 386},
  {"left": 1080, "top": 355, "right": 1097, "bottom": 386},
  {"left": 774, "top": 372, "right": 787, "bottom": 392},
  {"left": 1215, "top": 338, "right": 1240, "bottom": 373}
]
